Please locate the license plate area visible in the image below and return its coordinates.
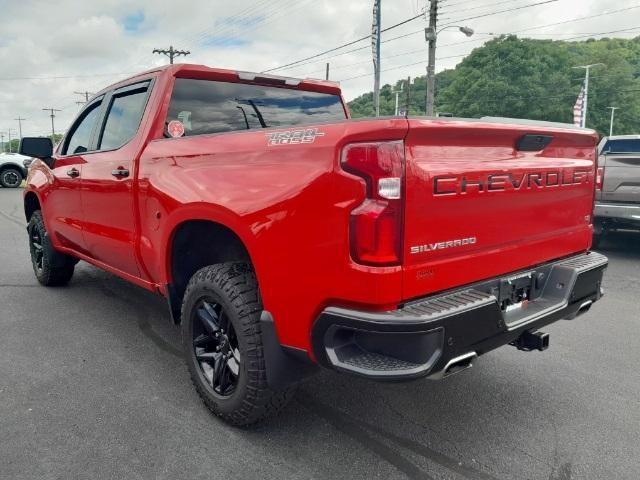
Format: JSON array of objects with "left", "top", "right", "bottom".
[{"left": 497, "top": 272, "right": 534, "bottom": 313}]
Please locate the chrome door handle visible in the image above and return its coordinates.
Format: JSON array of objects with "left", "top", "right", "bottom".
[
  {"left": 111, "top": 168, "right": 130, "bottom": 178},
  {"left": 66, "top": 167, "right": 80, "bottom": 178}
]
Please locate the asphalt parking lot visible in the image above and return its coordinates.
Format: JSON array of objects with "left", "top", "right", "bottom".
[{"left": 1, "top": 186, "right": 639, "bottom": 480}]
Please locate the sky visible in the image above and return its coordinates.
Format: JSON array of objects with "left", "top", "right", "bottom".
[{"left": 0, "top": 0, "right": 639, "bottom": 139}]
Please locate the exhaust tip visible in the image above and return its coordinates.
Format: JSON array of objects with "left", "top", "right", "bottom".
[
  {"left": 577, "top": 300, "right": 593, "bottom": 315},
  {"left": 430, "top": 352, "right": 477, "bottom": 380}
]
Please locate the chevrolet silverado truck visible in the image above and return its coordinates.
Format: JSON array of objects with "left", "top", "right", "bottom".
[
  {"left": 20, "top": 64, "right": 607, "bottom": 426},
  {"left": 593, "top": 135, "right": 640, "bottom": 246}
]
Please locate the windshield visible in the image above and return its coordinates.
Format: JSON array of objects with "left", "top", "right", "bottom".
[{"left": 166, "top": 78, "right": 346, "bottom": 136}]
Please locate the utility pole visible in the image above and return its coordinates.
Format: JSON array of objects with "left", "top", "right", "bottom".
[
  {"left": 325, "top": 63, "right": 330, "bottom": 81},
  {"left": 572, "top": 63, "right": 604, "bottom": 128},
  {"left": 42, "top": 108, "right": 62, "bottom": 140},
  {"left": 425, "top": 0, "right": 438, "bottom": 116},
  {"left": 14, "top": 117, "right": 26, "bottom": 141},
  {"left": 404, "top": 76, "right": 411, "bottom": 116},
  {"left": 0, "top": 132, "right": 5, "bottom": 153},
  {"left": 6, "top": 128, "right": 15, "bottom": 153},
  {"left": 153, "top": 46, "right": 190, "bottom": 64},
  {"left": 74, "top": 91, "right": 93, "bottom": 106},
  {"left": 372, "top": 0, "right": 381, "bottom": 116},
  {"left": 607, "top": 107, "right": 618, "bottom": 137},
  {"left": 392, "top": 82, "right": 404, "bottom": 116}
]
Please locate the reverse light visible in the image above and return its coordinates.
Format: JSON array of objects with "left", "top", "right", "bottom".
[
  {"left": 595, "top": 167, "right": 604, "bottom": 191},
  {"left": 341, "top": 141, "right": 404, "bottom": 266},
  {"left": 378, "top": 177, "right": 401, "bottom": 199}
]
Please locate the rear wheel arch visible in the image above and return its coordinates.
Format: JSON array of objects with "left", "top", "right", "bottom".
[
  {"left": 165, "top": 219, "right": 255, "bottom": 324},
  {"left": 24, "top": 191, "right": 41, "bottom": 222}
]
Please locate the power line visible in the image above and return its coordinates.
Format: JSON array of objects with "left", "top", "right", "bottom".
[
  {"left": 261, "top": 12, "right": 427, "bottom": 73},
  {"left": 314, "top": 29, "right": 639, "bottom": 81},
  {"left": 0, "top": 71, "right": 138, "bottom": 81},
  {"left": 192, "top": 0, "right": 314, "bottom": 48},
  {"left": 440, "top": 0, "right": 559, "bottom": 28},
  {"left": 440, "top": 0, "right": 527, "bottom": 14},
  {"left": 268, "top": 0, "right": 561, "bottom": 76},
  {"left": 514, "top": 4, "right": 640, "bottom": 33},
  {"left": 339, "top": 54, "right": 467, "bottom": 82},
  {"left": 300, "top": 7, "right": 640, "bottom": 79},
  {"left": 188, "top": 0, "right": 290, "bottom": 47},
  {"left": 438, "top": 0, "right": 502, "bottom": 9},
  {"left": 337, "top": 24, "right": 640, "bottom": 83}
]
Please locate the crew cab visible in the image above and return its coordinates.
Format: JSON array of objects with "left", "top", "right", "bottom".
[
  {"left": 20, "top": 64, "right": 607, "bottom": 425},
  {"left": 594, "top": 135, "right": 640, "bottom": 245}
]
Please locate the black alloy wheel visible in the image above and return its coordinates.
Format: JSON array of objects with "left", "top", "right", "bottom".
[
  {"left": 29, "top": 224, "right": 45, "bottom": 274},
  {"left": 192, "top": 299, "right": 241, "bottom": 397}
]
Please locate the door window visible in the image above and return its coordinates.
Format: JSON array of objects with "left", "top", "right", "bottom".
[
  {"left": 99, "top": 85, "right": 149, "bottom": 150},
  {"left": 62, "top": 100, "right": 102, "bottom": 155}
]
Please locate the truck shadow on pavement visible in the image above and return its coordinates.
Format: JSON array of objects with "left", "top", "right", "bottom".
[{"left": 70, "top": 265, "right": 576, "bottom": 480}]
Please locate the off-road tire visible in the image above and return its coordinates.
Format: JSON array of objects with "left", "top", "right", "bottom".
[
  {"left": 181, "top": 262, "right": 295, "bottom": 426},
  {"left": 27, "top": 211, "right": 75, "bottom": 286},
  {"left": 0, "top": 167, "right": 23, "bottom": 188}
]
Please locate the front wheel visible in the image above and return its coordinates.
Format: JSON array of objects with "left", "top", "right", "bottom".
[
  {"left": 0, "top": 168, "right": 23, "bottom": 188},
  {"left": 181, "top": 262, "right": 295, "bottom": 426},
  {"left": 27, "top": 211, "right": 76, "bottom": 286}
]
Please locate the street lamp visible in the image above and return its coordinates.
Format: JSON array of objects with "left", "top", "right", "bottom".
[
  {"left": 425, "top": 25, "right": 474, "bottom": 116},
  {"left": 607, "top": 106, "right": 619, "bottom": 137},
  {"left": 392, "top": 82, "right": 404, "bottom": 116}
]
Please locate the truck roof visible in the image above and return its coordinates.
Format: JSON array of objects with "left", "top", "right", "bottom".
[
  {"left": 95, "top": 63, "right": 342, "bottom": 99},
  {"left": 602, "top": 134, "right": 640, "bottom": 140}
]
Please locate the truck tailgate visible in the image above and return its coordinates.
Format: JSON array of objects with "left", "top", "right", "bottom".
[
  {"left": 402, "top": 118, "right": 598, "bottom": 300},
  {"left": 599, "top": 153, "right": 640, "bottom": 203}
]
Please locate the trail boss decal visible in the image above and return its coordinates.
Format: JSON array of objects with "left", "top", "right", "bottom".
[
  {"left": 266, "top": 128, "right": 325, "bottom": 146},
  {"left": 411, "top": 237, "right": 477, "bottom": 255},
  {"left": 432, "top": 168, "right": 591, "bottom": 196}
]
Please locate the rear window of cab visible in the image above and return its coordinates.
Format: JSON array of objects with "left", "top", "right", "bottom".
[{"left": 166, "top": 78, "right": 346, "bottom": 137}]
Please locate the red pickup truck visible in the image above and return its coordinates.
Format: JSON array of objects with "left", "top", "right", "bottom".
[{"left": 20, "top": 64, "right": 607, "bottom": 426}]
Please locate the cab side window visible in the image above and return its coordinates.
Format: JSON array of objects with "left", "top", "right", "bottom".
[
  {"left": 99, "top": 84, "right": 149, "bottom": 151},
  {"left": 61, "top": 100, "right": 103, "bottom": 156}
]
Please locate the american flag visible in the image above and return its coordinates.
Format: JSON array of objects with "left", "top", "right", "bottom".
[{"left": 573, "top": 84, "right": 586, "bottom": 127}]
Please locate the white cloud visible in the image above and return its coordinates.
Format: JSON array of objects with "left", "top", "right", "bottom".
[{"left": 0, "top": 0, "right": 638, "bottom": 138}]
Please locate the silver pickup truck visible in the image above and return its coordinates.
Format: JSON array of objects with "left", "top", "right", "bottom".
[{"left": 594, "top": 135, "right": 640, "bottom": 246}]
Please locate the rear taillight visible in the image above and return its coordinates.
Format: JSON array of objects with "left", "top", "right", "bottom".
[
  {"left": 341, "top": 141, "right": 404, "bottom": 266},
  {"left": 595, "top": 167, "right": 604, "bottom": 191}
]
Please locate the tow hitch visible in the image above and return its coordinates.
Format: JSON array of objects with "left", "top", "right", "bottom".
[{"left": 511, "top": 330, "right": 549, "bottom": 352}]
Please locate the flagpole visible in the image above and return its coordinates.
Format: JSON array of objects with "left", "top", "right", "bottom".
[{"left": 572, "top": 63, "right": 604, "bottom": 128}]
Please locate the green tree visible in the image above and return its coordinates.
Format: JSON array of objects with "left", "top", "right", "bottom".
[{"left": 348, "top": 36, "right": 640, "bottom": 135}]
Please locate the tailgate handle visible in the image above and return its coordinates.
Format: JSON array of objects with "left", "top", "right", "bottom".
[{"left": 516, "top": 134, "right": 553, "bottom": 151}]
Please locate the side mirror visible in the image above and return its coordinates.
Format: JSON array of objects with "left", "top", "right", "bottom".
[
  {"left": 19, "top": 137, "right": 54, "bottom": 168},
  {"left": 19, "top": 137, "right": 53, "bottom": 159}
]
